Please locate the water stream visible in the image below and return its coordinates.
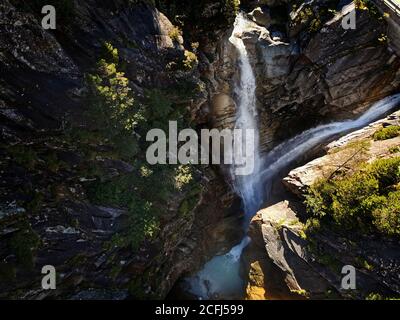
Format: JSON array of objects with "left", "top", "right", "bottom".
[
  {"left": 228, "top": 13, "right": 263, "bottom": 218},
  {"left": 259, "top": 93, "right": 400, "bottom": 191},
  {"left": 184, "top": 12, "right": 400, "bottom": 300},
  {"left": 184, "top": 14, "right": 258, "bottom": 299}
]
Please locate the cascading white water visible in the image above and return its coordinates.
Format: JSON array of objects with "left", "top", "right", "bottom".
[
  {"left": 259, "top": 94, "right": 400, "bottom": 186},
  {"left": 184, "top": 14, "right": 260, "bottom": 299},
  {"left": 184, "top": 13, "right": 400, "bottom": 300},
  {"left": 229, "top": 13, "right": 263, "bottom": 217},
  {"left": 185, "top": 93, "right": 400, "bottom": 300}
]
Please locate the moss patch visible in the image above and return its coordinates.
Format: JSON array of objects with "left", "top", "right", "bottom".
[{"left": 373, "top": 125, "right": 400, "bottom": 141}]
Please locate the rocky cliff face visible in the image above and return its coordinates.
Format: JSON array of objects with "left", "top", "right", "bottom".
[
  {"left": 1, "top": 0, "right": 400, "bottom": 301},
  {"left": 201, "top": 0, "right": 400, "bottom": 152},
  {"left": 243, "top": 110, "right": 400, "bottom": 299},
  {"left": 0, "top": 0, "right": 243, "bottom": 299}
]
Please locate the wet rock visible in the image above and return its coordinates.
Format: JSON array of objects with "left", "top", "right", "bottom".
[{"left": 248, "top": 7, "right": 272, "bottom": 27}]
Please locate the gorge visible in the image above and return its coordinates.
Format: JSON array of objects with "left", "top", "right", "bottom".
[
  {"left": 1, "top": 0, "right": 400, "bottom": 301},
  {"left": 183, "top": 9, "right": 400, "bottom": 299}
]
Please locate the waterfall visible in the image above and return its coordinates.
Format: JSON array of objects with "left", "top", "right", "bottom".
[
  {"left": 259, "top": 94, "right": 400, "bottom": 187},
  {"left": 184, "top": 93, "right": 400, "bottom": 300},
  {"left": 229, "top": 13, "right": 263, "bottom": 217},
  {"left": 183, "top": 14, "right": 260, "bottom": 299},
  {"left": 183, "top": 12, "right": 400, "bottom": 300}
]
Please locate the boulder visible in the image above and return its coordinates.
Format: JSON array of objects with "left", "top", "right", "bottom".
[{"left": 243, "top": 200, "right": 335, "bottom": 299}]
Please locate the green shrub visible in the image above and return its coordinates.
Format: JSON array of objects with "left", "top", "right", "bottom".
[
  {"left": 183, "top": 50, "right": 198, "bottom": 70},
  {"left": 366, "top": 293, "right": 383, "bottom": 300},
  {"left": 296, "top": 6, "right": 314, "bottom": 24},
  {"left": 389, "top": 146, "right": 400, "bottom": 154},
  {"left": 366, "top": 293, "right": 400, "bottom": 300},
  {"left": 88, "top": 172, "right": 161, "bottom": 250},
  {"left": 169, "top": 26, "right": 182, "bottom": 43},
  {"left": 102, "top": 42, "right": 119, "bottom": 64},
  {"left": 304, "top": 217, "right": 321, "bottom": 234},
  {"left": 144, "top": 89, "right": 173, "bottom": 128},
  {"left": 372, "top": 191, "right": 400, "bottom": 236},
  {"left": 373, "top": 125, "right": 400, "bottom": 141},
  {"left": 223, "top": 0, "right": 240, "bottom": 24},
  {"left": 309, "top": 17, "right": 322, "bottom": 32},
  {"left": 80, "top": 39, "right": 199, "bottom": 252},
  {"left": 355, "top": 0, "right": 382, "bottom": 19},
  {"left": 305, "top": 157, "right": 400, "bottom": 236},
  {"left": 86, "top": 43, "right": 144, "bottom": 160}
]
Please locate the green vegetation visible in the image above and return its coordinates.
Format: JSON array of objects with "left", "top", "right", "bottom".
[
  {"left": 183, "top": 50, "right": 198, "bottom": 70},
  {"left": 366, "top": 293, "right": 400, "bottom": 300},
  {"left": 102, "top": 42, "right": 120, "bottom": 64},
  {"left": 169, "top": 26, "right": 183, "bottom": 43},
  {"left": 295, "top": 6, "right": 314, "bottom": 24},
  {"left": 389, "top": 146, "right": 400, "bottom": 154},
  {"left": 378, "top": 34, "right": 388, "bottom": 43},
  {"left": 355, "top": 0, "right": 377, "bottom": 12},
  {"left": 178, "top": 183, "right": 201, "bottom": 218},
  {"left": 373, "top": 125, "right": 400, "bottom": 141},
  {"left": 77, "top": 42, "right": 199, "bottom": 251},
  {"left": 85, "top": 43, "right": 145, "bottom": 160},
  {"left": 356, "top": 257, "right": 374, "bottom": 271},
  {"left": 355, "top": 0, "right": 384, "bottom": 20},
  {"left": 355, "top": 0, "right": 371, "bottom": 10},
  {"left": 309, "top": 17, "right": 322, "bottom": 33},
  {"left": 305, "top": 157, "right": 400, "bottom": 237},
  {"left": 289, "top": 1, "right": 339, "bottom": 33},
  {"left": 290, "top": 288, "right": 309, "bottom": 298},
  {"left": 304, "top": 217, "right": 321, "bottom": 234},
  {"left": 355, "top": 1, "right": 388, "bottom": 42}
]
